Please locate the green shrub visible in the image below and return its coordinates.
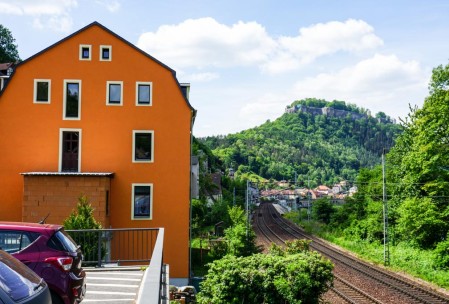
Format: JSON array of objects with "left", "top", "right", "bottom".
[
  {"left": 63, "top": 195, "right": 104, "bottom": 265},
  {"left": 197, "top": 242, "right": 333, "bottom": 304},
  {"left": 434, "top": 236, "right": 449, "bottom": 269}
]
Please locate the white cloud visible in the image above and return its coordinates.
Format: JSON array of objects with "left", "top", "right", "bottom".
[
  {"left": 137, "top": 17, "right": 276, "bottom": 69},
  {"left": 293, "top": 54, "right": 428, "bottom": 119},
  {"left": 95, "top": 0, "right": 120, "bottom": 12},
  {"left": 186, "top": 72, "right": 220, "bottom": 82},
  {"left": 0, "top": 3, "right": 23, "bottom": 14},
  {"left": 137, "top": 18, "right": 383, "bottom": 74},
  {"left": 0, "top": 0, "right": 77, "bottom": 32},
  {"left": 263, "top": 19, "right": 383, "bottom": 73},
  {"left": 239, "top": 95, "right": 288, "bottom": 126},
  {"left": 281, "top": 19, "right": 382, "bottom": 56}
]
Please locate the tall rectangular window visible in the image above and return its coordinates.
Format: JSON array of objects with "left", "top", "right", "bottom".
[
  {"left": 133, "top": 131, "right": 154, "bottom": 163},
  {"left": 136, "top": 82, "right": 152, "bottom": 106},
  {"left": 60, "top": 129, "right": 81, "bottom": 172},
  {"left": 33, "top": 79, "right": 51, "bottom": 103},
  {"left": 100, "top": 45, "right": 112, "bottom": 61},
  {"left": 79, "top": 45, "right": 91, "bottom": 60},
  {"left": 106, "top": 81, "right": 123, "bottom": 105},
  {"left": 64, "top": 80, "right": 81, "bottom": 119},
  {"left": 132, "top": 184, "right": 152, "bottom": 220}
]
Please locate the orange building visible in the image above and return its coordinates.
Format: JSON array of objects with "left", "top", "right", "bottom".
[{"left": 0, "top": 22, "right": 195, "bottom": 284}]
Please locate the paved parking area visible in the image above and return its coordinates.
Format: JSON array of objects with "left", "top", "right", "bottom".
[{"left": 83, "top": 269, "right": 145, "bottom": 303}]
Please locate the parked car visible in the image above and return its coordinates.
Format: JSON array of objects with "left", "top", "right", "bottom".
[
  {"left": 0, "top": 249, "right": 51, "bottom": 303},
  {"left": 0, "top": 222, "right": 86, "bottom": 304}
]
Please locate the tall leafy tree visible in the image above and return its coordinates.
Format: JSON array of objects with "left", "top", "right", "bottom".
[
  {"left": 312, "top": 198, "right": 335, "bottom": 224},
  {"left": 396, "top": 197, "right": 446, "bottom": 248},
  {"left": 0, "top": 24, "right": 20, "bottom": 63},
  {"left": 390, "top": 64, "right": 449, "bottom": 200},
  {"left": 387, "top": 63, "right": 449, "bottom": 248},
  {"left": 224, "top": 206, "right": 259, "bottom": 257}
]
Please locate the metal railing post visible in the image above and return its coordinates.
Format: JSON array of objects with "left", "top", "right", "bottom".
[{"left": 97, "top": 230, "right": 102, "bottom": 268}]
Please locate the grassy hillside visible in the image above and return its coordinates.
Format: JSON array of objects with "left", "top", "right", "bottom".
[{"left": 200, "top": 98, "right": 401, "bottom": 187}]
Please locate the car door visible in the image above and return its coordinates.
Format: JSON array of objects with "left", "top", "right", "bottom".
[{"left": 0, "top": 230, "right": 41, "bottom": 270}]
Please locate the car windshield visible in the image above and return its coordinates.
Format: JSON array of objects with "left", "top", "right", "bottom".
[
  {"left": 48, "top": 229, "right": 78, "bottom": 252},
  {"left": 0, "top": 250, "right": 42, "bottom": 301}
]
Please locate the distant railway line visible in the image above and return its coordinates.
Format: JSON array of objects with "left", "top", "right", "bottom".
[{"left": 253, "top": 202, "right": 449, "bottom": 304}]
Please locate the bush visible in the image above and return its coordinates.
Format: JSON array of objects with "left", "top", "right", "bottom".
[
  {"left": 63, "top": 195, "right": 104, "bottom": 265},
  {"left": 434, "top": 236, "right": 449, "bottom": 269},
  {"left": 397, "top": 197, "right": 447, "bottom": 248},
  {"left": 197, "top": 240, "right": 333, "bottom": 304},
  {"left": 223, "top": 206, "right": 259, "bottom": 257},
  {"left": 312, "top": 198, "right": 335, "bottom": 224}
]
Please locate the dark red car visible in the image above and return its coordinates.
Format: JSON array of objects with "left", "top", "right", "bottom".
[{"left": 0, "top": 222, "right": 86, "bottom": 304}]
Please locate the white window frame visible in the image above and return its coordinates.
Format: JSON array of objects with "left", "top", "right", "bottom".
[
  {"left": 58, "top": 128, "right": 82, "bottom": 172},
  {"left": 131, "top": 183, "right": 153, "bottom": 220},
  {"left": 135, "top": 82, "right": 152, "bottom": 106},
  {"left": 33, "top": 79, "right": 51, "bottom": 104},
  {"left": 106, "top": 81, "right": 123, "bottom": 106},
  {"left": 132, "top": 130, "right": 154, "bottom": 163},
  {"left": 79, "top": 44, "right": 92, "bottom": 61},
  {"left": 100, "top": 45, "right": 112, "bottom": 61},
  {"left": 63, "top": 80, "right": 82, "bottom": 120}
]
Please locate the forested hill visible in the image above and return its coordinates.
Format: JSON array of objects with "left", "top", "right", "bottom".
[{"left": 199, "top": 98, "right": 402, "bottom": 187}]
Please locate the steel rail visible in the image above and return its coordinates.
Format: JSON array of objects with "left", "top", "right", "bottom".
[
  {"left": 255, "top": 202, "right": 381, "bottom": 304},
  {"left": 265, "top": 203, "right": 449, "bottom": 304}
]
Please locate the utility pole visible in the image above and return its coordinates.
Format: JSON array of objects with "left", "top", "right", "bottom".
[
  {"left": 246, "top": 180, "right": 249, "bottom": 238},
  {"left": 233, "top": 187, "right": 236, "bottom": 206},
  {"left": 307, "top": 176, "right": 311, "bottom": 221},
  {"left": 382, "top": 150, "right": 390, "bottom": 266}
]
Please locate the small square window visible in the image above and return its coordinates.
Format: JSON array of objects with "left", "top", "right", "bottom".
[
  {"left": 82, "top": 48, "right": 89, "bottom": 58},
  {"left": 79, "top": 45, "right": 91, "bottom": 61},
  {"left": 132, "top": 184, "right": 152, "bottom": 220},
  {"left": 100, "top": 45, "right": 112, "bottom": 61},
  {"left": 136, "top": 82, "right": 152, "bottom": 106},
  {"left": 106, "top": 81, "right": 123, "bottom": 105},
  {"left": 133, "top": 131, "right": 154, "bottom": 162},
  {"left": 102, "top": 48, "right": 109, "bottom": 59},
  {"left": 34, "top": 79, "right": 51, "bottom": 103}
]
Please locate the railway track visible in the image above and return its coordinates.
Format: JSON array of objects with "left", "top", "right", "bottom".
[
  {"left": 254, "top": 203, "right": 381, "bottom": 304},
  {"left": 254, "top": 202, "right": 449, "bottom": 304}
]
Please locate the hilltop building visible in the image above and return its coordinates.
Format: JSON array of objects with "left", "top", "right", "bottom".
[
  {"left": 285, "top": 104, "right": 370, "bottom": 120},
  {"left": 285, "top": 103, "right": 396, "bottom": 124}
]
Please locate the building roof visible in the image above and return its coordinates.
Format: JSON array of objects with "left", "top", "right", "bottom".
[
  {"left": 0, "top": 21, "right": 196, "bottom": 116},
  {"left": 21, "top": 172, "right": 114, "bottom": 177},
  {"left": 0, "top": 62, "right": 15, "bottom": 76}
]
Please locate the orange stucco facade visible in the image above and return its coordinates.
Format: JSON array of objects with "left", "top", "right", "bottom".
[{"left": 0, "top": 22, "right": 194, "bottom": 281}]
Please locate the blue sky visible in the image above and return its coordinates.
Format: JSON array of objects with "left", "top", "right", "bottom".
[{"left": 2, "top": 1, "right": 449, "bottom": 137}]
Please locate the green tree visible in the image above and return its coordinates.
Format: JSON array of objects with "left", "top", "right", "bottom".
[
  {"left": 312, "top": 198, "right": 335, "bottom": 224},
  {"left": 387, "top": 63, "right": 449, "bottom": 248},
  {"left": 389, "top": 64, "right": 449, "bottom": 199},
  {"left": 223, "top": 206, "right": 259, "bottom": 257},
  {"left": 397, "top": 197, "right": 447, "bottom": 248},
  {"left": 63, "top": 195, "right": 103, "bottom": 264},
  {"left": 0, "top": 24, "right": 20, "bottom": 63}
]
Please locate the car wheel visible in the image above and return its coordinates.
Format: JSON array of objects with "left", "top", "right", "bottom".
[{"left": 50, "top": 291, "right": 64, "bottom": 304}]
